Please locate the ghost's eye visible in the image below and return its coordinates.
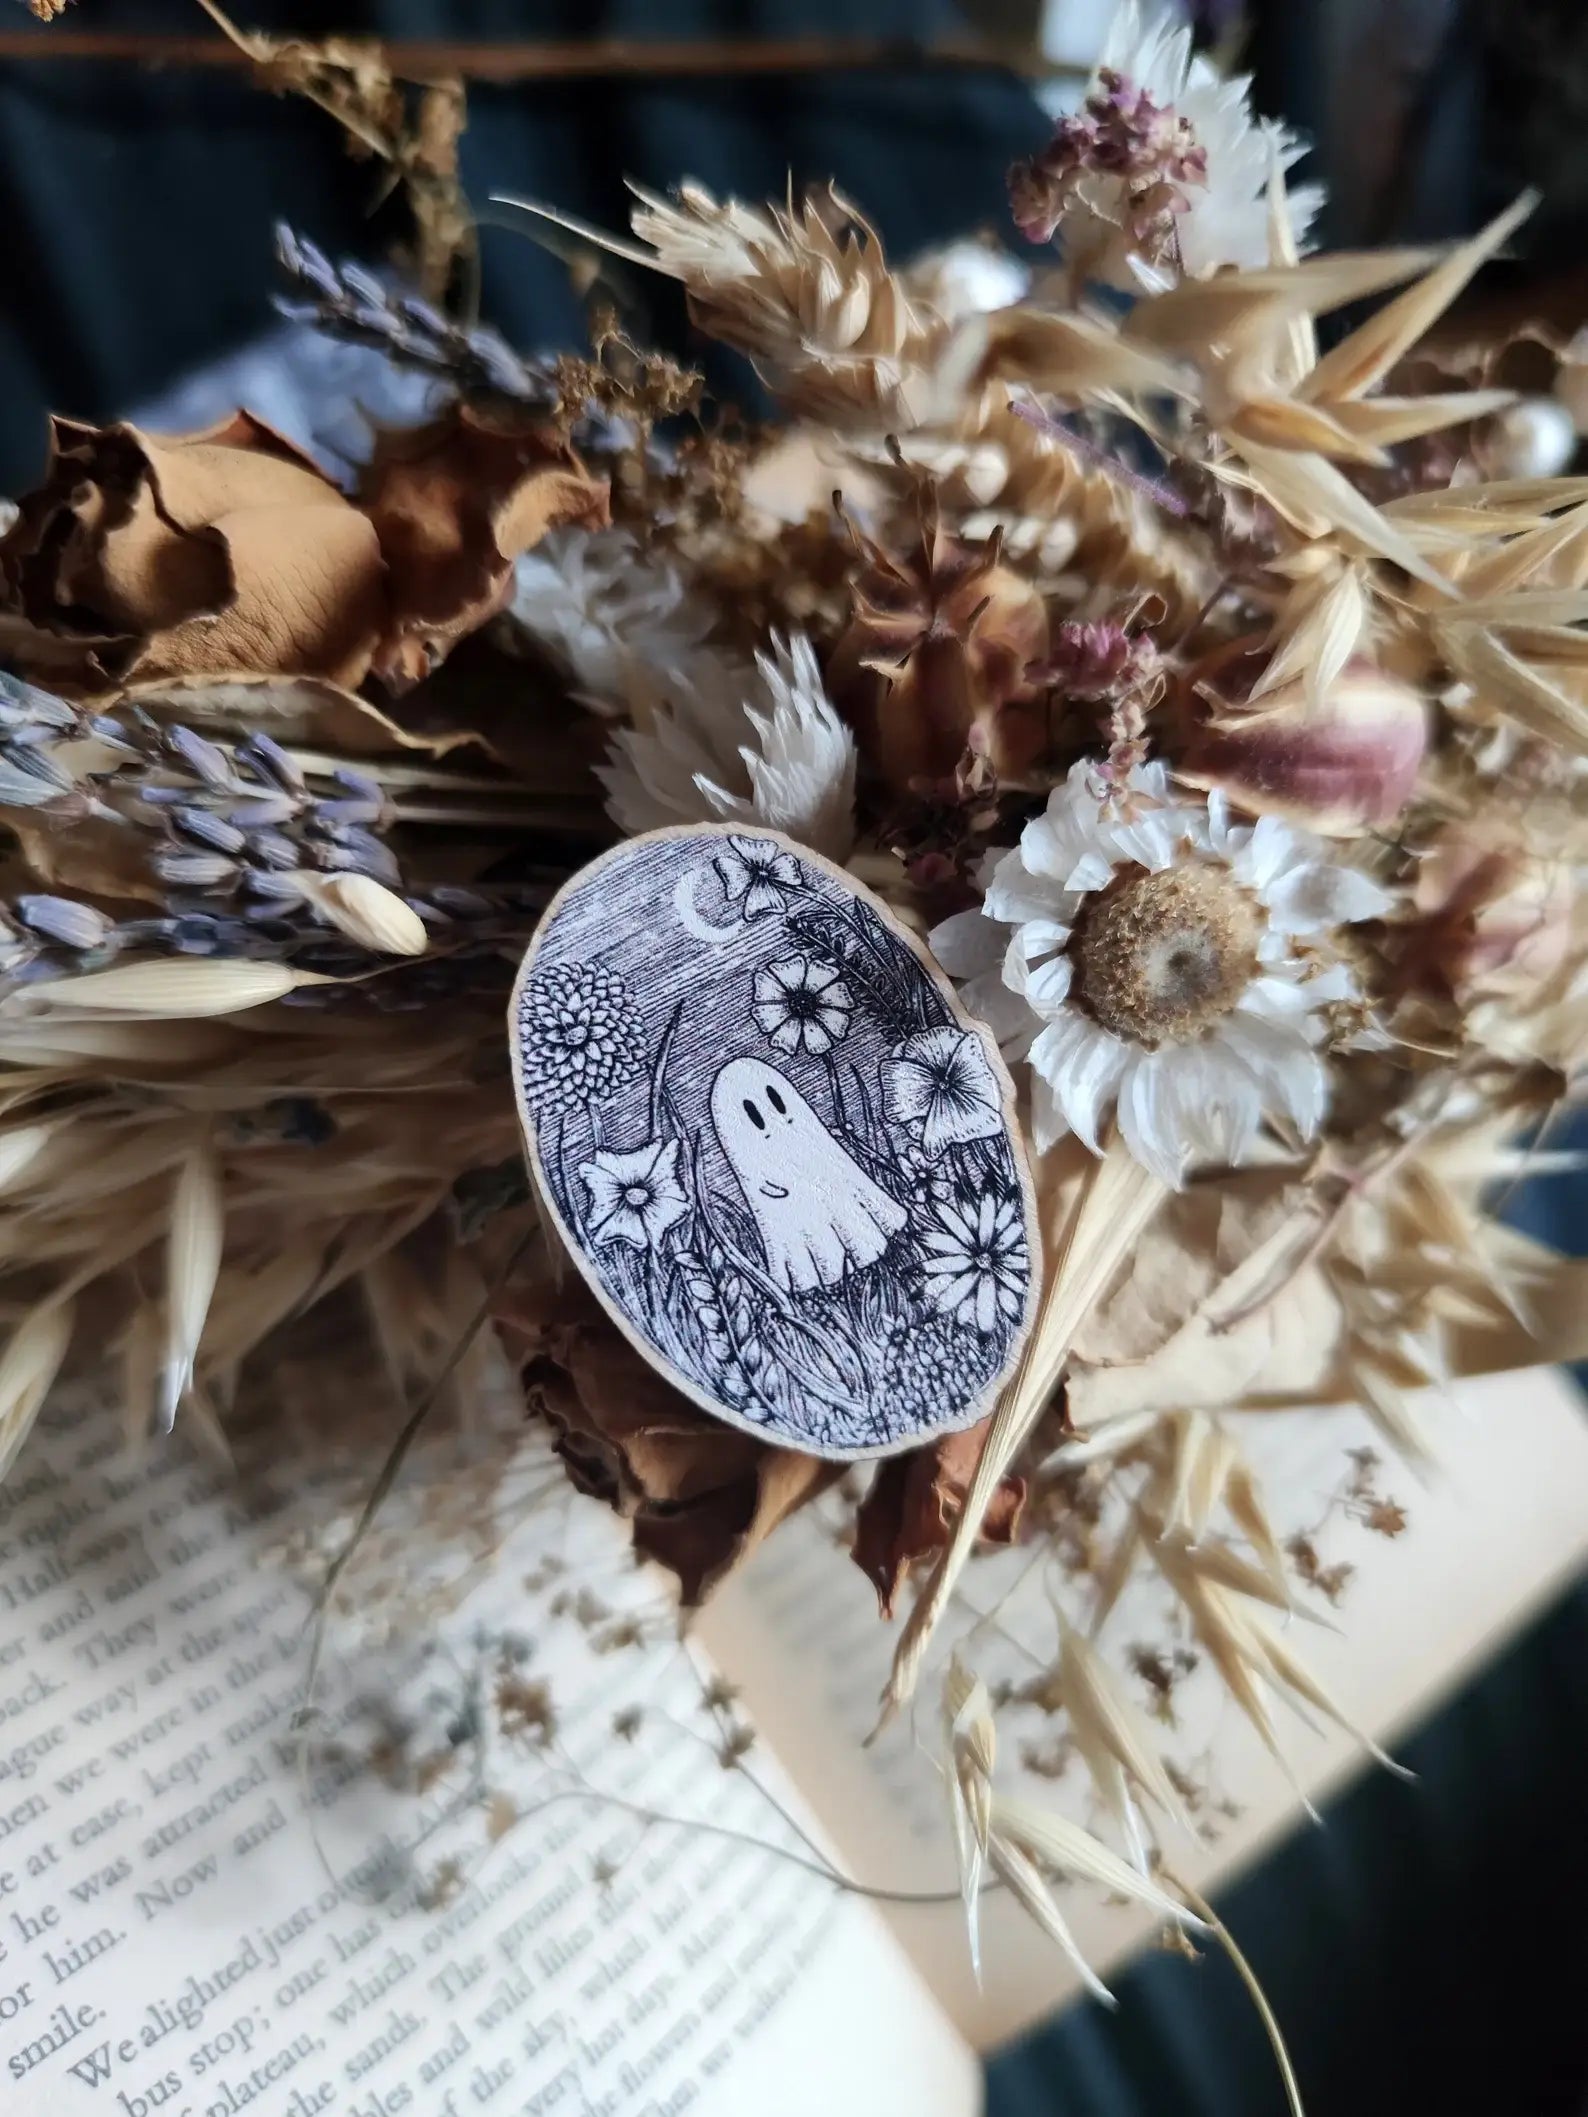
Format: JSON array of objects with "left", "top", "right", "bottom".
[
  {"left": 766, "top": 1084, "right": 787, "bottom": 1117},
  {"left": 743, "top": 1099, "right": 766, "bottom": 1131}
]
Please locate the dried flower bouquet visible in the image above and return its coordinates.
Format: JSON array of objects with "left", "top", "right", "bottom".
[{"left": 4, "top": 0, "right": 1588, "bottom": 2003}]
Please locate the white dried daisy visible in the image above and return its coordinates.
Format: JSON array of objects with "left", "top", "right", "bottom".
[{"left": 931, "top": 760, "right": 1391, "bottom": 1186}]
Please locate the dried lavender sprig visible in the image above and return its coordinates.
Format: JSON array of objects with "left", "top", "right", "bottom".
[{"left": 273, "top": 225, "right": 559, "bottom": 408}]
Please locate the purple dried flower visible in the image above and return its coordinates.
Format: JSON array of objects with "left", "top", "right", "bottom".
[
  {"left": 0, "top": 675, "right": 77, "bottom": 734},
  {"left": 228, "top": 794, "right": 301, "bottom": 829},
  {"left": 308, "top": 825, "right": 401, "bottom": 887},
  {"left": 1030, "top": 620, "right": 1160, "bottom": 703},
  {"left": 166, "top": 726, "right": 234, "bottom": 791},
  {"left": 167, "top": 917, "right": 228, "bottom": 956},
  {"left": 243, "top": 828, "right": 301, "bottom": 872},
  {"left": 235, "top": 733, "right": 304, "bottom": 795},
  {"left": 240, "top": 869, "right": 308, "bottom": 902},
  {"left": 1008, "top": 69, "right": 1206, "bottom": 265},
  {"left": 152, "top": 848, "right": 239, "bottom": 890},
  {"left": 0, "top": 742, "right": 73, "bottom": 798},
  {"left": 331, "top": 767, "right": 387, "bottom": 819},
  {"left": 84, "top": 714, "right": 141, "bottom": 755},
  {"left": 15, "top": 895, "right": 115, "bottom": 951},
  {"left": 172, "top": 806, "right": 247, "bottom": 857}
]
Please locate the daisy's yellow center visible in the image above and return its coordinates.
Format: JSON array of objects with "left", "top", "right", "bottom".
[{"left": 1073, "top": 863, "right": 1261, "bottom": 1048}]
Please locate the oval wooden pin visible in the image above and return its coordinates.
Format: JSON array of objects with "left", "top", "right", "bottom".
[{"left": 510, "top": 825, "right": 1039, "bottom": 1460}]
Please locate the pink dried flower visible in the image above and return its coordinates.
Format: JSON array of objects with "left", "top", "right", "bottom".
[
  {"left": 1030, "top": 619, "right": 1160, "bottom": 704},
  {"left": 1181, "top": 641, "right": 1428, "bottom": 838},
  {"left": 1008, "top": 71, "right": 1206, "bottom": 271}
]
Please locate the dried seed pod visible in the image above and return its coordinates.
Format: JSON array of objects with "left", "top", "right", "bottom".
[
  {"left": 1181, "top": 638, "right": 1428, "bottom": 836},
  {"left": 296, "top": 871, "right": 428, "bottom": 956},
  {"left": 828, "top": 505, "right": 1050, "bottom": 792}
]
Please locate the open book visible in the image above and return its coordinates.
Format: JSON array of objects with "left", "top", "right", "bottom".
[{"left": 1, "top": 1366, "right": 1585, "bottom": 2117}]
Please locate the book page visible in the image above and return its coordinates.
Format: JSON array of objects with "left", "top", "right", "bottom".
[
  {"left": 700, "top": 1367, "right": 1588, "bottom": 2049},
  {"left": 0, "top": 1386, "right": 979, "bottom": 2117}
]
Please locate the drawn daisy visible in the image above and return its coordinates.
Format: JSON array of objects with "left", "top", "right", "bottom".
[
  {"left": 715, "top": 833, "right": 805, "bottom": 918},
  {"left": 920, "top": 1191, "right": 1029, "bottom": 1337},
  {"left": 931, "top": 758, "right": 1393, "bottom": 1187},
  {"left": 580, "top": 1140, "right": 689, "bottom": 1250},
  {"left": 752, "top": 956, "right": 853, "bottom": 1057},
  {"left": 518, "top": 962, "right": 647, "bottom": 1116},
  {"left": 883, "top": 1026, "right": 1003, "bottom": 1155}
]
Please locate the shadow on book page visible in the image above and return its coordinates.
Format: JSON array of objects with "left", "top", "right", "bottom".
[{"left": 0, "top": 1380, "right": 979, "bottom": 2117}]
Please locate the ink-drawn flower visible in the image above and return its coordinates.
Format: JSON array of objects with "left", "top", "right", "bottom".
[
  {"left": 920, "top": 1190, "right": 1028, "bottom": 1336},
  {"left": 518, "top": 961, "right": 647, "bottom": 1115},
  {"left": 580, "top": 1139, "right": 689, "bottom": 1250},
  {"left": 752, "top": 955, "right": 853, "bottom": 1057},
  {"left": 715, "top": 833, "right": 805, "bottom": 919},
  {"left": 897, "top": 1138, "right": 958, "bottom": 1212},
  {"left": 882, "top": 1026, "right": 1003, "bottom": 1155}
]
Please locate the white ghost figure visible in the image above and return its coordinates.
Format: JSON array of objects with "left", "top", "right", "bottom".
[{"left": 711, "top": 1057, "right": 908, "bottom": 1294}]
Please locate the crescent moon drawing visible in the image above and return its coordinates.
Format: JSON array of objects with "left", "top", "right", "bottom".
[{"left": 673, "top": 862, "right": 745, "bottom": 945}]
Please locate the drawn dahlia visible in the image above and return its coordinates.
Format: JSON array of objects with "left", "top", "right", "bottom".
[
  {"left": 931, "top": 759, "right": 1393, "bottom": 1186},
  {"left": 518, "top": 962, "right": 647, "bottom": 1115}
]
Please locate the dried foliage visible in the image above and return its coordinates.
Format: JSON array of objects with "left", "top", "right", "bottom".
[
  {"left": 194, "top": 0, "right": 473, "bottom": 300},
  {"left": 4, "top": 10, "right": 1588, "bottom": 2006}
]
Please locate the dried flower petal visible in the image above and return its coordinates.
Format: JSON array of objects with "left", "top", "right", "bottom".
[
  {"left": 359, "top": 401, "right": 609, "bottom": 685},
  {"left": 853, "top": 1417, "right": 1025, "bottom": 1616},
  {"left": 0, "top": 412, "right": 386, "bottom": 693}
]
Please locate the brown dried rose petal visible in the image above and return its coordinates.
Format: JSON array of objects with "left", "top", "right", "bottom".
[
  {"left": 852, "top": 1417, "right": 1026, "bottom": 1618},
  {"left": 360, "top": 402, "right": 609, "bottom": 687},
  {"left": 0, "top": 412, "right": 386, "bottom": 694},
  {"left": 499, "top": 1277, "right": 838, "bottom": 1606}
]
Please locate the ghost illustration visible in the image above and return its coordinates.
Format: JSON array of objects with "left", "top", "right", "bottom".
[{"left": 711, "top": 1058, "right": 908, "bottom": 1294}]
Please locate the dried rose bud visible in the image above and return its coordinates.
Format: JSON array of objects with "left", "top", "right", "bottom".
[
  {"left": 828, "top": 513, "right": 1050, "bottom": 793},
  {"left": 1410, "top": 821, "right": 1572, "bottom": 1000},
  {"left": 1181, "top": 639, "right": 1428, "bottom": 836}
]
